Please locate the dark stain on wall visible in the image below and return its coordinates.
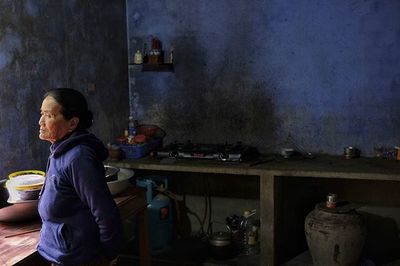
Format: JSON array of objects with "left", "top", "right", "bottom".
[
  {"left": 0, "top": 0, "right": 128, "bottom": 179},
  {"left": 129, "top": 16, "right": 279, "bottom": 151}
]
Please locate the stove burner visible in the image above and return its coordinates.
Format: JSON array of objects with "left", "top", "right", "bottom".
[{"left": 154, "top": 141, "right": 259, "bottom": 162}]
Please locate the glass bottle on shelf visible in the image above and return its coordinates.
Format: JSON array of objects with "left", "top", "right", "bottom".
[
  {"left": 240, "top": 209, "right": 260, "bottom": 256},
  {"left": 128, "top": 116, "right": 137, "bottom": 137},
  {"left": 134, "top": 50, "right": 143, "bottom": 64},
  {"left": 169, "top": 45, "right": 174, "bottom": 64}
]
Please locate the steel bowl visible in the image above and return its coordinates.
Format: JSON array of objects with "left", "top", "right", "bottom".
[
  {"left": 104, "top": 165, "right": 120, "bottom": 182},
  {"left": 106, "top": 168, "right": 134, "bottom": 196}
]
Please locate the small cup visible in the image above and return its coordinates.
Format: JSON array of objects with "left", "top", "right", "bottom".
[
  {"left": 395, "top": 146, "right": 400, "bottom": 161},
  {"left": 281, "top": 148, "right": 295, "bottom": 158},
  {"left": 108, "top": 148, "right": 122, "bottom": 161},
  {"left": 344, "top": 146, "right": 360, "bottom": 159}
]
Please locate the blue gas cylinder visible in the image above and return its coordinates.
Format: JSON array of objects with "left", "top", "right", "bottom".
[{"left": 136, "top": 176, "right": 173, "bottom": 251}]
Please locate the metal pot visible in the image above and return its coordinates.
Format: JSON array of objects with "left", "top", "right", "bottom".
[
  {"left": 0, "top": 179, "right": 8, "bottom": 208},
  {"left": 208, "top": 231, "right": 237, "bottom": 260}
]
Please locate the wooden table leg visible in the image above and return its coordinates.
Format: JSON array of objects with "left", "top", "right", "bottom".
[
  {"left": 260, "top": 172, "right": 276, "bottom": 266},
  {"left": 137, "top": 207, "right": 151, "bottom": 266}
]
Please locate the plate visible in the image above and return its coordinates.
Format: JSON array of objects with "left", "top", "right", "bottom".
[{"left": 7, "top": 199, "right": 38, "bottom": 204}]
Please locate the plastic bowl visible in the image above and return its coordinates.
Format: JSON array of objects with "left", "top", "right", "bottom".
[
  {"left": 14, "top": 189, "right": 41, "bottom": 201},
  {"left": 11, "top": 174, "right": 44, "bottom": 189},
  {"left": 106, "top": 168, "right": 134, "bottom": 196},
  {"left": 8, "top": 170, "right": 45, "bottom": 179},
  {"left": 6, "top": 174, "right": 45, "bottom": 202}
]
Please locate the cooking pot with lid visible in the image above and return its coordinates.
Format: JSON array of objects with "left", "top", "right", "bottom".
[{"left": 208, "top": 231, "right": 238, "bottom": 260}]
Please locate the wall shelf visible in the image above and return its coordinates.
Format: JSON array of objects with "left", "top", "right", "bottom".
[{"left": 128, "top": 63, "right": 174, "bottom": 72}]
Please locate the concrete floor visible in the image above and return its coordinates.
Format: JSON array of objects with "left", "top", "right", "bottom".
[
  {"left": 118, "top": 235, "right": 259, "bottom": 266},
  {"left": 282, "top": 251, "right": 400, "bottom": 266},
  {"left": 118, "top": 255, "right": 259, "bottom": 266}
]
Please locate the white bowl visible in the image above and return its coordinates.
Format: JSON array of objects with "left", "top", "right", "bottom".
[{"left": 106, "top": 168, "right": 134, "bottom": 196}]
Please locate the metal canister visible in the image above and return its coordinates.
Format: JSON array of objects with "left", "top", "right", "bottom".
[
  {"left": 326, "top": 193, "right": 337, "bottom": 209},
  {"left": 344, "top": 146, "right": 359, "bottom": 159}
]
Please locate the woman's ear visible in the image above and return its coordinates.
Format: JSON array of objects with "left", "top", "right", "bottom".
[{"left": 69, "top": 117, "right": 80, "bottom": 131}]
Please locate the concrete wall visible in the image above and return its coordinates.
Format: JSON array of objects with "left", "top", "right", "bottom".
[
  {"left": 0, "top": 1, "right": 129, "bottom": 179},
  {"left": 126, "top": 2, "right": 400, "bottom": 262},
  {"left": 127, "top": 0, "right": 400, "bottom": 156}
]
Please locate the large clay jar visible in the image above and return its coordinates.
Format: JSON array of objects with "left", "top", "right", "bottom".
[{"left": 305, "top": 202, "right": 366, "bottom": 266}]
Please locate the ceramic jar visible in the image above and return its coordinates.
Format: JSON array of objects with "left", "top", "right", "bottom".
[{"left": 305, "top": 202, "right": 366, "bottom": 266}]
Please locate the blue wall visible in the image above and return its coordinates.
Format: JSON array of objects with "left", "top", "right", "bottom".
[
  {"left": 127, "top": 0, "right": 400, "bottom": 156},
  {"left": 0, "top": 1, "right": 128, "bottom": 179}
]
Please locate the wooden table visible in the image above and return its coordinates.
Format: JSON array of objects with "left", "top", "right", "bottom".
[
  {"left": 0, "top": 220, "right": 42, "bottom": 265},
  {"left": 109, "top": 155, "right": 400, "bottom": 266},
  {"left": 0, "top": 186, "right": 150, "bottom": 266}
]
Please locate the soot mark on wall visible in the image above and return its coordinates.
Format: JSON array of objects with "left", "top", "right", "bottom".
[{"left": 131, "top": 33, "right": 277, "bottom": 150}]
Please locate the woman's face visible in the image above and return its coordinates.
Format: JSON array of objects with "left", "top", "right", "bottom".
[{"left": 39, "top": 96, "right": 78, "bottom": 143}]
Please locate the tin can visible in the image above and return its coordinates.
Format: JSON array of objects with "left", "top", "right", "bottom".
[
  {"left": 395, "top": 146, "right": 400, "bottom": 161},
  {"left": 326, "top": 193, "right": 337, "bottom": 209},
  {"left": 344, "top": 146, "right": 359, "bottom": 159}
]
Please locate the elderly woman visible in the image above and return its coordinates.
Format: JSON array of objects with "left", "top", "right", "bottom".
[{"left": 37, "top": 88, "right": 122, "bottom": 266}]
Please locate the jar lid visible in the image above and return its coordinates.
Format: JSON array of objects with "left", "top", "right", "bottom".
[
  {"left": 6, "top": 174, "right": 45, "bottom": 190},
  {"left": 8, "top": 170, "right": 45, "bottom": 179}
]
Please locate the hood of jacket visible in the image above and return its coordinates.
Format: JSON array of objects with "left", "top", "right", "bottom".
[{"left": 50, "top": 130, "right": 108, "bottom": 161}]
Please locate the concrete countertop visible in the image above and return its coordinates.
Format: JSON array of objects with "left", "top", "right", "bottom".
[{"left": 108, "top": 154, "right": 400, "bottom": 181}]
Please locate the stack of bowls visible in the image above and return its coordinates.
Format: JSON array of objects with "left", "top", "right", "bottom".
[
  {"left": 0, "top": 179, "right": 8, "bottom": 208},
  {"left": 6, "top": 170, "right": 45, "bottom": 203}
]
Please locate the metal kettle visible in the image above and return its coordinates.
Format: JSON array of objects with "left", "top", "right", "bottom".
[{"left": 208, "top": 228, "right": 238, "bottom": 260}]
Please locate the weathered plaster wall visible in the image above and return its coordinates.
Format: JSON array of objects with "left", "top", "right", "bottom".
[
  {"left": 127, "top": 0, "right": 400, "bottom": 156},
  {"left": 0, "top": 1, "right": 128, "bottom": 179}
]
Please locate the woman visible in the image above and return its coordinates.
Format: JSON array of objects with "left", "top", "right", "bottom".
[{"left": 37, "top": 88, "right": 122, "bottom": 266}]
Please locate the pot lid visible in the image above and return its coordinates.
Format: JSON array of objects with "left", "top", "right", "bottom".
[
  {"left": 316, "top": 201, "right": 361, "bottom": 214},
  {"left": 209, "top": 231, "right": 232, "bottom": 247}
]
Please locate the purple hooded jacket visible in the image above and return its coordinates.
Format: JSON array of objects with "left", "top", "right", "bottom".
[{"left": 37, "top": 130, "right": 122, "bottom": 265}]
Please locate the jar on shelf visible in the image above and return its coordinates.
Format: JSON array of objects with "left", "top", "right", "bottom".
[
  {"left": 305, "top": 201, "right": 366, "bottom": 266},
  {"left": 240, "top": 209, "right": 260, "bottom": 256}
]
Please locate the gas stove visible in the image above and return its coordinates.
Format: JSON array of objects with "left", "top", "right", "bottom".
[{"left": 154, "top": 141, "right": 259, "bottom": 162}]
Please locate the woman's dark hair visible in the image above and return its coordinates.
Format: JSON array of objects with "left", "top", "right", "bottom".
[{"left": 44, "top": 88, "right": 93, "bottom": 130}]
